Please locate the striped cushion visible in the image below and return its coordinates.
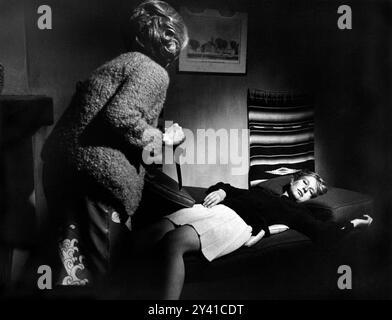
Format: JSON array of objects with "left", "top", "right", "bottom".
[{"left": 248, "top": 89, "right": 315, "bottom": 186}]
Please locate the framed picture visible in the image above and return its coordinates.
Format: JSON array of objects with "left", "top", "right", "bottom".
[{"left": 179, "top": 8, "right": 248, "bottom": 74}]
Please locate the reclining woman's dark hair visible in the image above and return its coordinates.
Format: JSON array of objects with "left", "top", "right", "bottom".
[{"left": 129, "top": 0, "right": 188, "bottom": 67}]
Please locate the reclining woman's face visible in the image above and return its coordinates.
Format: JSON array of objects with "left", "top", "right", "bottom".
[{"left": 288, "top": 175, "right": 318, "bottom": 202}]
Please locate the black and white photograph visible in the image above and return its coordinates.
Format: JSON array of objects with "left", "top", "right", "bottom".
[{"left": 0, "top": 0, "right": 391, "bottom": 309}]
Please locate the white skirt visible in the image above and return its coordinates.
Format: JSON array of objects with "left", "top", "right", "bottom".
[{"left": 164, "top": 204, "right": 252, "bottom": 261}]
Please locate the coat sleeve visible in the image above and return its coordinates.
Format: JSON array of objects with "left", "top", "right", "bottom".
[
  {"left": 206, "top": 182, "right": 249, "bottom": 199},
  {"left": 283, "top": 203, "right": 355, "bottom": 246},
  {"left": 100, "top": 61, "right": 169, "bottom": 157}
]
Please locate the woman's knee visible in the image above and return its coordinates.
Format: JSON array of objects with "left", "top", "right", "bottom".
[
  {"left": 156, "top": 218, "right": 176, "bottom": 234},
  {"left": 160, "top": 225, "right": 200, "bottom": 255}
]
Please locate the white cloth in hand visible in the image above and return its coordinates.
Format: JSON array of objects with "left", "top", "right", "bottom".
[{"left": 244, "top": 224, "right": 290, "bottom": 247}]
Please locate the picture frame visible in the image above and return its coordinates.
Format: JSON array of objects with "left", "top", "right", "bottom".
[{"left": 178, "top": 8, "right": 248, "bottom": 74}]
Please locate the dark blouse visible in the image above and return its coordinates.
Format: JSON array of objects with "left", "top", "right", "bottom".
[{"left": 206, "top": 182, "right": 354, "bottom": 245}]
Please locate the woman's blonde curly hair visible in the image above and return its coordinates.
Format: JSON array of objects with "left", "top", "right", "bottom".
[
  {"left": 129, "top": 0, "right": 188, "bottom": 67},
  {"left": 293, "top": 169, "right": 328, "bottom": 197}
]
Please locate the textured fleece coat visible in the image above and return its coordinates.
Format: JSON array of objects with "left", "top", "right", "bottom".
[{"left": 42, "top": 52, "right": 169, "bottom": 219}]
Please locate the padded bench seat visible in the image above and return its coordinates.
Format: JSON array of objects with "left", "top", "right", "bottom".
[
  {"left": 254, "top": 175, "right": 374, "bottom": 223},
  {"left": 182, "top": 179, "right": 373, "bottom": 284},
  {"left": 184, "top": 229, "right": 312, "bottom": 282}
]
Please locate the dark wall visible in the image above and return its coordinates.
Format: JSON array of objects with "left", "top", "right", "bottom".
[
  {"left": 0, "top": 0, "right": 29, "bottom": 94},
  {"left": 24, "top": 0, "right": 127, "bottom": 120},
  {"left": 312, "top": 0, "right": 391, "bottom": 253}
]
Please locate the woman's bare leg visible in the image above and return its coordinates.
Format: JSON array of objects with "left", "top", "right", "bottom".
[
  {"left": 158, "top": 225, "right": 201, "bottom": 300},
  {"left": 129, "top": 218, "right": 176, "bottom": 256}
]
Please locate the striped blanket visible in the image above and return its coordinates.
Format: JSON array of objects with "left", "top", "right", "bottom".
[{"left": 248, "top": 89, "right": 315, "bottom": 186}]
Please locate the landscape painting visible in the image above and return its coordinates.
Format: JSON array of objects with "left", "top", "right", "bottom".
[{"left": 179, "top": 8, "right": 248, "bottom": 74}]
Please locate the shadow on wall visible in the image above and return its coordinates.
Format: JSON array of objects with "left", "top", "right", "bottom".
[
  {"left": 0, "top": 1, "right": 29, "bottom": 95},
  {"left": 24, "top": 0, "right": 129, "bottom": 119}
]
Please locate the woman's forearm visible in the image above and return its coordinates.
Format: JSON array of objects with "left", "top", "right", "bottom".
[{"left": 206, "top": 182, "right": 248, "bottom": 199}]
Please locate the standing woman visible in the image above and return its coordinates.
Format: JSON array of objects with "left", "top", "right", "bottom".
[{"left": 41, "top": 0, "right": 188, "bottom": 284}]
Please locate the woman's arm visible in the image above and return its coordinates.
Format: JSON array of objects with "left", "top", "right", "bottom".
[
  {"left": 286, "top": 203, "right": 373, "bottom": 246},
  {"left": 206, "top": 182, "right": 249, "bottom": 199},
  {"left": 244, "top": 229, "right": 265, "bottom": 247},
  {"left": 203, "top": 182, "right": 250, "bottom": 208},
  {"left": 244, "top": 224, "right": 290, "bottom": 247}
]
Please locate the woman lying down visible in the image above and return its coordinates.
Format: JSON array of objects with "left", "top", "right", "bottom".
[{"left": 131, "top": 170, "right": 373, "bottom": 299}]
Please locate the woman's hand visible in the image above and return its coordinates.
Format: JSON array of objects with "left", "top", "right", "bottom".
[
  {"left": 244, "top": 230, "right": 265, "bottom": 247},
  {"left": 163, "top": 123, "right": 186, "bottom": 146},
  {"left": 203, "top": 189, "right": 226, "bottom": 208},
  {"left": 350, "top": 214, "right": 373, "bottom": 228}
]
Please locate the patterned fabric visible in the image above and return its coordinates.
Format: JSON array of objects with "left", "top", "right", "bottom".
[
  {"left": 248, "top": 89, "right": 315, "bottom": 186},
  {"left": 58, "top": 224, "right": 91, "bottom": 286}
]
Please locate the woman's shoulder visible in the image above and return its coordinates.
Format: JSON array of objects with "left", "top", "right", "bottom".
[
  {"left": 87, "top": 51, "right": 169, "bottom": 91},
  {"left": 252, "top": 184, "right": 282, "bottom": 197},
  {"left": 107, "top": 52, "right": 168, "bottom": 79}
]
